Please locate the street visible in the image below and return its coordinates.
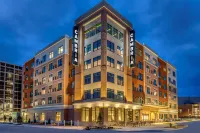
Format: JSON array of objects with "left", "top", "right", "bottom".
[{"left": 0, "top": 121, "right": 199, "bottom": 133}]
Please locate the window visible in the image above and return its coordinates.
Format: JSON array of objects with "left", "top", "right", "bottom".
[
  {"left": 146, "top": 65, "right": 150, "bottom": 73},
  {"left": 164, "top": 84, "right": 167, "bottom": 90},
  {"left": 153, "top": 79, "right": 157, "bottom": 86},
  {"left": 84, "top": 59, "right": 91, "bottom": 69},
  {"left": 42, "top": 77, "right": 46, "bottom": 84},
  {"left": 163, "top": 76, "right": 166, "bottom": 80},
  {"left": 58, "top": 58, "right": 62, "bottom": 67},
  {"left": 107, "top": 88, "right": 114, "bottom": 99},
  {"left": 139, "top": 85, "right": 143, "bottom": 92},
  {"left": 35, "top": 70, "right": 38, "bottom": 76},
  {"left": 107, "top": 72, "right": 114, "bottom": 83},
  {"left": 138, "top": 73, "right": 143, "bottom": 81},
  {"left": 71, "top": 69, "right": 75, "bottom": 77},
  {"left": 119, "top": 32, "right": 123, "bottom": 42},
  {"left": 25, "top": 75, "right": 28, "bottom": 80},
  {"left": 58, "top": 46, "right": 63, "bottom": 54},
  {"left": 57, "top": 95, "right": 62, "bottom": 103},
  {"left": 84, "top": 74, "right": 91, "bottom": 84},
  {"left": 92, "top": 107, "right": 100, "bottom": 122},
  {"left": 56, "top": 112, "right": 61, "bottom": 121},
  {"left": 159, "top": 92, "right": 162, "bottom": 97},
  {"left": 173, "top": 71, "right": 176, "bottom": 77},
  {"left": 49, "top": 52, "right": 54, "bottom": 59},
  {"left": 93, "top": 88, "right": 100, "bottom": 99},
  {"left": 82, "top": 108, "right": 89, "bottom": 122},
  {"left": 108, "top": 107, "right": 115, "bottom": 122},
  {"left": 31, "top": 62, "right": 34, "bottom": 68},
  {"left": 36, "top": 59, "right": 39, "bottom": 66},
  {"left": 138, "top": 50, "right": 142, "bottom": 56},
  {"left": 117, "top": 91, "right": 124, "bottom": 100},
  {"left": 147, "top": 87, "right": 151, "bottom": 94},
  {"left": 85, "top": 23, "right": 102, "bottom": 39},
  {"left": 49, "top": 63, "right": 53, "bottom": 71},
  {"left": 118, "top": 108, "right": 124, "bottom": 121},
  {"left": 113, "top": 27, "right": 118, "bottom": 39},
  {"left": 41, "top": 98, "right": 45, "bottom": 105},
  {"left": 164, "top": 93, "right": 167, "bottom": 98},
  {"left": 42, "top": 87, "right": 45, "bottom": 95},
  {"left": 34, "top": 100, "right": 38, "bottom": 106},
  {"left": 58, "top": 70, "right": 62, "bottom": 79},
  {"left": 107, "top": 40, "right": 115, "bottom": 52},
  {"left": 117, "top": 46, "right": 123, "bottom": 56},
  {"left": 145, "top": 53, "right": 150, "bottom": 60},
  {"left": 49, "top": 74, "right": 53, "bottom": 82},
  {"left": 138, "top": 62, "right": 143, "bottom": 69},
  {"left": 147, "top": 98, "right": 151, "bottom": 104},
  {"left": 96, "top": 23, "right": 102, "bottom": 34},
  {"left": 35, "top": 79, "right": 38, "bottom": 86},
  {"left": 107, "top": 56, "right": 115, "bottom": 67},
  {"left": 93, "top": 56, "right": 101, "bottom": 67},
  {"left": 48, "top": 97, "right": 52, "bottom": 104},
  {"left": 84, "top": 90, "right": 91, "bottom": 100},
  {"left": 93, "top": 72, "right": 101, "bottom": 82},
  {"left": 30, "top": 92, "right": 33, "bottom": 97},
  {"left": 147, "top": 76, "right": 150, "bottom": 84},
  {"left": 153, "top": 69, "right": 157, "bottom": 76},
  {"left": 86, "top": 44, "right": 91, "bottom": 54},
  {"left": 42, "top": 66, "right": 46, "bottom": 73},
  {"left": 57, "top": 83, "right": 62, "bottom": 91},
  {"left": 25, "top": 66, "right": 29, "bottom": 71},
  {"left": 153, "top": 58, "right": 157, "bottom": 66},
  {"left": 117, "top": 61, "right": 123, "bottom": 71},
  {"left": 107, "top": 23, "right": 112, "bottom": 35},
  {"left": 173, "top": 80, "right": 176, "bottom": 86},
  {"left": 93, "top": 40, "right": 101, "bottom": 51},
  {"left": 24, "top": 93, "right": 27, "bottom": 98},
  {"left": 42, "top": 55, "right": 46, "bottom": 63},
  {"left": 117, "top": 75, "right": 124, "bottom": 86}
]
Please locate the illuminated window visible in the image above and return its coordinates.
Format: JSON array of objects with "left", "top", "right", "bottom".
[
  {"left": 146, "top": 65, "right": 150, "bottom": 72},
  {"left": 57, "top": 83, "right": 62, "bottom": 91},
  {"left": 92, "top": 107, "right": 100, "bottom": 122},
  {"left": 117, "top": 61, "right": 123, "bottom": 71},
  {"left": 42, "top": 88, "right": 45, "bottom": 95},
  {"left": 49, "top": 74, "right": 53, "bottom": 82},
  {"left": 56, "top": 112, "right": 61, "bottom": 122},
  {"left": 118, "top": 108, "right": 124, "bottom": 121},
  {"left": 117, "top": 76, "right": 124, "bottom": 86},
  {"left": 84, "top": 59, "right": 91, "bottom": 69},
  {"left": 153, "top": 69, "right": 157, "bottom": 76},
  {"left": 49, "top": 52, "right": 54, "bottom": 59},
  {"left": 107, "top": 56, "right": 114, "bottom": 68},
  {"left": 117, "top": 46, "right": 123, "bottom": 56},
  {"left": 108, "top": 107, "right": 115, "bottom": 122},
  {"left": 117, "top": 91, "right": 124, "bottom": 100},
  {"left": 41, "top": 113, "right": 45, "bottom": 121},
  {"left": 82, "top": 108, "right": 89, "bottom": 122},
  {"left": 58, "top": 46, "right": 63, "bottom": 54},
  {"left": 93, "top": 56, "right": 101, "bottom": 67},
  {"left": 42, "top": 77, "right": 46, "bottom": 84},
  {"left": 41, "top": 98, "right": 45, "bottom": 105},
  {"left": 34, "top": 100, "right": 38, "bottom": 106},
  {"left": 153, "top": 58, "right": 157, "bottom": 66},
  {"left": 145, "top": 53, "right": 150, "bottom": 60}
]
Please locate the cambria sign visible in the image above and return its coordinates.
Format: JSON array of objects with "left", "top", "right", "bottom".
[
  {"left": 130, "top": 30, "right": 135, "bottom": 67},
  {"left": 72, "top": 26, "right": 79, "bottom": 65}
]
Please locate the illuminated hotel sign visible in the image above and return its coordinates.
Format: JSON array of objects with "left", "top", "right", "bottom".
[
  {"left": 130, "top": 30, "right": 135, "bottom": 67},
  {"left": 72, "top": 26, "right": 79, "bottom": 65}
]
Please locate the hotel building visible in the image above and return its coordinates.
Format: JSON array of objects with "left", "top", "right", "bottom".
[
  {"left": 22, "top": 1, "right": 178, "bottom": 125},
  {"left": 0, "top": 62, "right": 22, "bottom": 120}
]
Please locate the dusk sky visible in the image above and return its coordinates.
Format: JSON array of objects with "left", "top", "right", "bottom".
[{"left": 0, "top": 0, "right": 200, "bottom": 96}]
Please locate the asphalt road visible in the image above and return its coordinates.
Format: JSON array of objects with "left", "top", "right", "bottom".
[{"left": 0, "top": 121, "right": 199, "bottom": 133}]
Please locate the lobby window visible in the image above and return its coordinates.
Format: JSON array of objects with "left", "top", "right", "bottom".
[
  {"left": 58, "top": 58, "right": 62, "bottom": 67},
  {"left": 107, "top": 56, "right": 115, "bottom": 67},
  {"left": 49, "top": 74, "right": 53, "bottom": 82},
  {"left": 138, "top": 73, "right": 143, "bottom": 81},
  {"left": 84, "top": 90, "right": 91, "bottom": 100},
  {"left": 56, "top": 112, "right": 61, "bottom": 122},
  {"left": 93, "top": 72, "right": 101, "bottom": 82},
  {"left": 84, "top": 59, "right": 91, "bottom": 69},
  {"left": 107, "top": 88, "right": 114, "bottom": 99},
  {"left": 41, "top": 113, "right": 45, "bottom": 121},
  {"left": 42, "top": 66, "right": 46, "bottom": 73},
  {"left": 139, "top": 85, "right": 143, "bottom": 92},
  {"left": 145, "top": 53, "right": 150, "bottom": 60},
  {"left": 92, "top": 107, "right": 100, "bottom": 122},
  {"left": 118, "top": 108, "right": 124, "bottom": 121},
  {"left": 173, "top": 71, "right": 176, "bottom": 77},
  {"left": 58, "top": 46, "right": 63, "bottom": 54},
  {"left": 108, "top": 107, "right": 115, "bottom": 122},
  {"left": 107, "top": 40, "right": 115, "bottom": 52},
  {"left": 93, "top": 88, "right": 100, "bottom": 99},
  {"left": 84, "top": 74, "right": 91, "bottom": 84},
  {"left": 58, "top": 70, "right": 62, "bottom": 79},
  {"left": 48, "top": 97, "right": 52, "bottom": 104},
  {"left": 138, "top": 62, "right": 143, "bottom": 69},
  {"left": 117, "top": 91, "right": 124, "bottom": 100},
  {"left": 82, "top": 108, "right": 89, "bottom": 122},
  {"left": 119, "top": 32, "right": 123, "bottom": 42},
  {"left": 117, "top": 61, "right": 123, "bottom": 71},
  {"left": 117, "top": 46, "right": 123, "bottom": 57},
  {"left": 117, "top": 75, "right": 124, "bottom": 86},
  {"left": 147, "top": 87, "right": 151, "bottom": 94},
  {"left": 42, "top": 77, "right": 46, "bottom": 84},
  {"left": 49, "top": 52, "right": 54, "bottom": 59},
  {"left": 153, "top": 79, "right": 157, "bottom": 86},
  {"left": 57, "top": 83, "right": 62, "bottom": 91},
  {"left": 113, "top": 27, "right": 118, "bottom": 39},
  {"left": 146, "top": 65, "right": 150, "bottom": 73},
  {"left": 57, "top": 95, "right": 62, "bottom": 103},
  {"left": 93, "top": 40, "right": 101, "bottom": 51},
  {"left": 107, "top": 23, "right": 112, "bottom": 35},
  {"left": 49, "top": 63, "right": 54, "bottom": 71},
  {"left": 93, "top": 56, "right": 101, "bottom": 67},
  {"left": 107, "top": 72, "right": 114, "bottom": 83}
]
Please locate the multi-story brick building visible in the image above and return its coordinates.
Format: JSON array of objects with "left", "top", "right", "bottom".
[
  {"left": 0, "top": 62, "right": 22, "bottom": 121},
  {"left": 21, "top": 0, "right": 178, "bottom": 124}
]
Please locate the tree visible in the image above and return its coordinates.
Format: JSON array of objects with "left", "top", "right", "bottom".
[
  {"left": 97, "top": 112, "right": 103, "bottom": 126},
  {"left": 3, "top": 115, "right": 6, "bottom": 122},
  {"left": 9, "top": 116, "right": 12, "bottom": 122}
]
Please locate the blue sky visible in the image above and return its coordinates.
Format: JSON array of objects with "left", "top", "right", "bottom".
[{"left": 0, "top": 0, "right": 200, "bottom": 96}]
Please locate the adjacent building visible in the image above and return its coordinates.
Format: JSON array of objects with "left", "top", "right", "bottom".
[
  {"left": 21, "top": 0, "right": 178, "bottom": 125},
  {"left": 0, "top": 62, "right": 22, "bottom": 121}
]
